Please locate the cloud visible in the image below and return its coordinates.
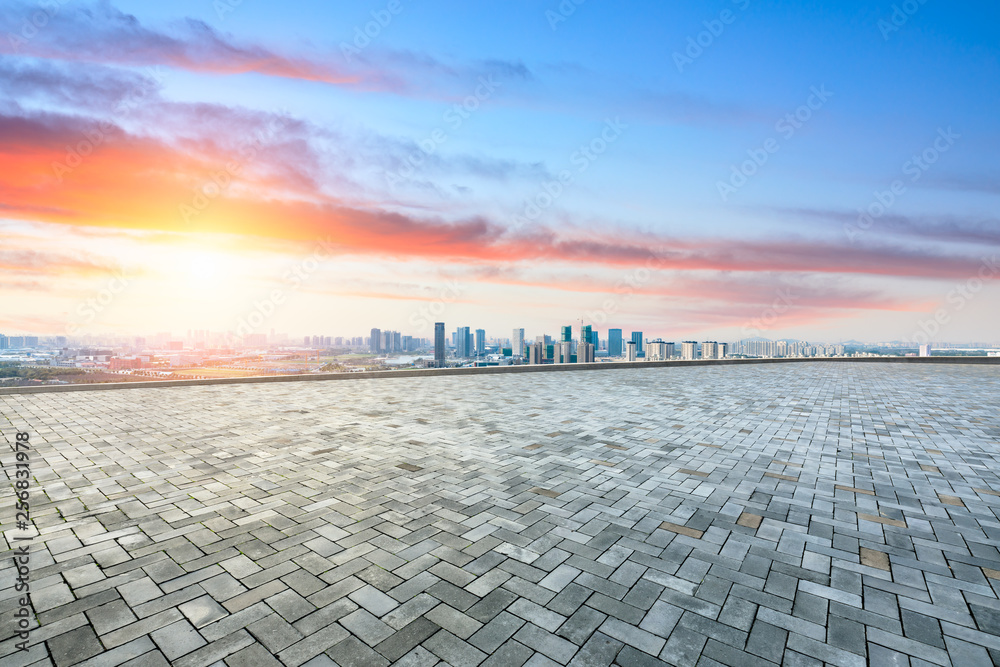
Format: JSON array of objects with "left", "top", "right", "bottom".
[
  {"left": 775, "top": 207, "right": 1000, "bottom": 246},
  {"left": 0, "top": 2, "right": 533, "bottom": 99}
]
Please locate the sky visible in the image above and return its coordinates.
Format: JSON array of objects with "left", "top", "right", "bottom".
[{"left": 1, "top": 0, "right": 998, "bottom": 343}]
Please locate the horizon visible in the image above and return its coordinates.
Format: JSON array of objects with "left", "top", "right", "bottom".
[{"left": 1, "top": 1, "right": 998, "bottom": 343}]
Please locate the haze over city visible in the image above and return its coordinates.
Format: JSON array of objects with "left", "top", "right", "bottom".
[{"left": 2, "top": 1, "right": 998, "bottom": 343}]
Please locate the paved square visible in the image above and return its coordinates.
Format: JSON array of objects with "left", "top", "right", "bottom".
[{"left": 3, "top": 362, "right": 1000, "bottom": 665}]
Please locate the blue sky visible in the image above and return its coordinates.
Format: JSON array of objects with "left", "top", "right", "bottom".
[{"left": 1, "top": 0, "right": 998, "bottom": 342}]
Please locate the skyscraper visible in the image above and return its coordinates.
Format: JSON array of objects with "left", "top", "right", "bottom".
[
  {"left": 561, "top": 326, "right": 572, "bottom": 343},
  {"left": 578, "top": 324, "right": 592, "bottom": 348},
  {"left": 512, "top": 328, "right": 524, "bottom": 358},
  {"left": 475, "top": 329, "right": 486, "bottom": 356},
  {"left": 578, "top": 342, "right": 595, "bottom": 362},
  {"left": 434, "top": 323, "right": 446, "bottom": 367},
  {"left": 608, "top": 329, "right": 623, "bottom": 357},
  {"left": 370, "top": 328, "right": 381, "bottom": 353},
  {"left": 631, "top": 331, "right": 644, "bottom": 356},
  {"left": 456, "top": 326, "right": 471, "bottom": 358},
  {"left": 626, "top": 340, "right": 637, "bottom": 361}
]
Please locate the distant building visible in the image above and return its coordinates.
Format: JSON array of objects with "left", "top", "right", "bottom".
[
  {"left": 0, "top": 334, "right": 7, "bottom": 350},
  {"left": 561, "top": 326, "right": 573, "bottom": 343},
  {"left": 528, "top": 342, "right": 544, "bottom": 364},
  {"left": 702, "top": 341, "right": 719, "bottom": 360},
  {"left": 681, "top": 341, "right": 698, "bottom": 360},
  {"left": 719, "top": 343, "right": 728, "bottom": 359},
  {"left": 110, "top": 357, "right": 144, "bottom": 370},
  {"left": 475, "top": 329, "right": 486, "bottom": 356},
  {"left": 608, "top": 329, "right": 623, "bottom": 357},
  {"left": 919, "top": 344, "right": 931, "bottom": 357},
  {"left": 24, "top": 336, "right": 38, "bottom": 348},
  {"left": 370, "top": 328, "right": 381, "bottom": 353},
  {"left": 559, "top": 341, "right": 572, "bottom": 363},
  {"left": 631, "top": 332, "right": 644, "bottom": 356},
  {"left": 647, "top": 340, "right": 675, "bottom": 361},
  {"left": 456, "top": 326, "right": 471, "bottom": 358},
  {"left": 434, "top": 323, "right": 445, "bottom": 367},
  {"left": 512, "top": 328, "right": 524, "bottom": 358},
  {"left": 578, "top": 342, "right": 595, "bottom": 363},
  {"left": 626, "top": 340, "right": 637, "bottom": 361}
]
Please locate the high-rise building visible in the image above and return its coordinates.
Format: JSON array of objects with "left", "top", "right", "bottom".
[
  {"left": 528, "top": 342, "right": 544, "bottom": 364},
  {"left": 608, "top": 329, "right": 623, "bottom": 357},
  {"left": 434, "top": 323, "right": 445, "bottom": 367},
  {"left": 681, "top": 341, "right": 698, "bottom": 360},
  {"left": 719, "top": 343, "right": 728, "bottom": 358},
  {"left": 919, "top": 343, "right": 931, "bottom": 357},
  {"left": 578, "top": 324, "right": 592, "bottom": 347},
  {"left": 456, "top": 326, "right": 471, "bottom": 358},
  {"left": 646, "top": 340, "right": 675, "bottom": 361},
  {"left": 370, "top": 328, "right": 381, "bottom": 353},
  {"left": 0, "top": 334, "right": 7, "bottom": 350},
  {"left": 24, "top": 336, "right": 38, "bottom": 348},
  {"left": 590, "top": 330, "right": 599, "bottom": 349},
  {"left": 631, "top": 331, "right": 644, "bottom": 356},
  {"left": 559, "top": 341, "right": 572, "bottom": 363},
  {"left": 512, "top": 328, "right": 524, "bottom": 358},
  {"left": 702, "top": 341, "right": 719, "bottom": 359},
  {"left": 626, "top": 340, "right": 637, "bottom": 361},
  {"left": 561, "top": 326, "right": 573, "bottom": 343},
  {"left": 578, "top": 342, "right": 595, "bottom": 363},
  {"left": 475, "top": 329, "right": 486, "bottom": 356}
]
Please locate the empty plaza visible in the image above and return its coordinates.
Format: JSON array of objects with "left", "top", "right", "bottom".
[{"left": 3, "top": 362, "right": 1000, "bottom": 666}]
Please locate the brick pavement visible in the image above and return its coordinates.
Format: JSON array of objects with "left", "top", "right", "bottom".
[{"left": 2, "top": 362, "right": 1000, "bottom": 666}]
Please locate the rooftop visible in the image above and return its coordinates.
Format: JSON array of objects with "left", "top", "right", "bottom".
[{"left": 3, "top": 361, "right": 1000, "bottom": 666}]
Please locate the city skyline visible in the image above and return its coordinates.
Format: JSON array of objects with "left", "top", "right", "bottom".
[{"left": 1, "top": 2, "right": 998, "bottom": 343}]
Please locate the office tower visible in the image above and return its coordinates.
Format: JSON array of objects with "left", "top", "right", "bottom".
[
  {"left": 608, "top": 329, "right": 623, "bottom": 357},
  {"left": 590, "top": 330, "right": 599, "bottom": 349},
  {"left": 528, "top": 342, "right": 543, "bottom": 364},
  {"left": 455, "top": 326, "right": 470, "bottom": 358},
  {"left": 626, "top": 340, "right": 637, "bottom": 361},
  {"left": 475, "top": 329, "right": 486, "bottom": 356},
  {"left": 578, "top": 324, "right": 592, "bottom": 347},
  {"left": 512, "top": 328, "right": 524, "bottom": 358},
  {"left": 0, "top": 334, "right": 7, "bottom": 350},
  {"left": 647, "top": 340, "right": 670, "bottom": 360},
  {"left": 631, "top": 331, "right": 644, "bottom": 356},
  {"left": 393, "top": 331, "right": 401, "bottom": 353},
  {"left": 681, "top": 341, "right": 698, "bottom": 360},
  {"left": 702, "top": 341, "right": 719, "bottom": 359},
  {"left": 370, "top": 328, "right": 381, "bottom": 353},
  {"left": 434, "top": 323, "right": 445, "bottom": 367},
  {"left": 578, "top": 342, "right": 595, "bottom": 363},
  {"left": 561, "top": 326, "right": 572, "bottom": 343}
]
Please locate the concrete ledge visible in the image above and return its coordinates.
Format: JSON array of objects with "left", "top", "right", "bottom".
[{"left": 0, "top": 355, "right": 997, "bottom": 395}]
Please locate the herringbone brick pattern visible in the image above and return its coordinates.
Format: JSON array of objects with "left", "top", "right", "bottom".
[{"left": 2, "top": 362, "right": 1000, "bottom": 665}]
